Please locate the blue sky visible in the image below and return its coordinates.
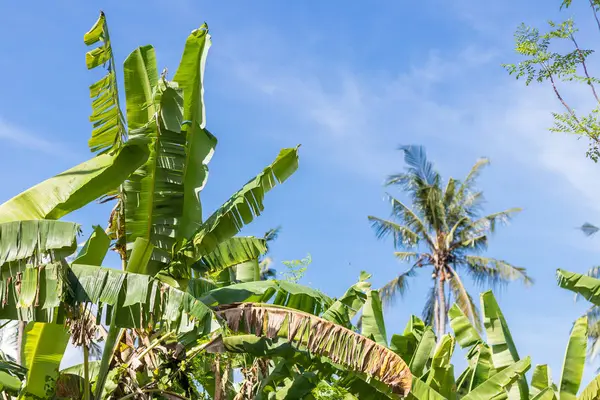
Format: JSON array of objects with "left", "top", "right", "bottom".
[{"left": 2, "top": 0, "right": 600, "bottom": 388}]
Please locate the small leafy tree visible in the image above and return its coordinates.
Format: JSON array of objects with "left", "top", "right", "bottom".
[{"left": 504, "top": 0, "right": 600, "bottom": 161}]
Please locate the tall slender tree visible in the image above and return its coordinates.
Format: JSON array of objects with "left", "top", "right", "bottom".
[{"left": 368, "top": 145, "right": 532, "bottom": 338}]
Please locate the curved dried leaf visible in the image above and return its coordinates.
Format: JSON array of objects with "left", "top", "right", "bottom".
[{"left": 210, "top": 303, "right": 412, "bottom": 397}]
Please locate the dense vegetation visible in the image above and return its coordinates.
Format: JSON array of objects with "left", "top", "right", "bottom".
[{"left": 1, "top": 0, "right": 600, "bottom": 398}]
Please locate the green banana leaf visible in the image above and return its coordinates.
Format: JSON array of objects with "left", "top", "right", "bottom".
[
  {"left": 0, "top": 354, "right": 25, "bottom": 394},
  {"left": 461, "top": 357, "right": 531, "bottom": 400},
  {"left": 457, "top": 343, "right": 495, "bottom": 394},
  {"left": 20, "top": 322, "right": 70, "bottom": 398},
  {"left": 199, "top": 279, "right": 332, "bottom": 315},
  {"left": 0, "top": 142, "right": 148, "bottom": 222},
  {"left": 84, "top": 12, "right": 126, "bottom": 153},
  {"left": 0, "top": 370, "right": 21, "bottom": 393},
  {"left": 73, "top": 225, "right": 110, "bottom": 266},
  {"left": 126, "top": 237, "right": 154, "bottom": 274},
  {"left": 578, "top": 373, "right": 600, "bottom": 400},
  {"left": 409, "top": 327, "right": 436, "bottom": 378},
  {"left": 530, "top": 364, "right": 554, "bottom": 397},
  {"left": 556, "top": 269, "right": 600, "bottom": 305},
  {"left": 0, "top": 262, "right": 213, "bottom": 332},
  {"left": 558, "top": 316, "right": 587, "bottom": 400},
  {"left": 449, "top": 303, "right": 482, "bottom": 349},
  {"left": 193, "top": 236, "right": 267, "bottom": 274},
  {"left": 481, "top": 290, "right": 528, "bottom": 399},
  {"left": 426, "top": 334, "right": 457, "bottom": 399},
  {"left": 390, "top": 316, "right": 426, "bottom": 362},
  {"left": 123, "top": 53, "right": 186, "bottom": 273},
  {"left": 233, "top": 259, "right": 261, "bottom": 283},
  {"left": 531, "top": 387, "right": 557, "bottom": 400},
  {"left": 360, "top": 289, "right": 387, "bottom": 346},
  {"left": 320, "top": 272, "right": 370, "bottom": 327},
  {"left": 189, "top": 147, "right": 299, "bottom": 260},
  {"left": 0, "top": 220, "right": 79, "bottom": 267},
  {"left": 407, "top": 377, "right": 446, "bottom": 400},
  {"left": 173, "top": 23, "right": 218, "bottom": 239}
]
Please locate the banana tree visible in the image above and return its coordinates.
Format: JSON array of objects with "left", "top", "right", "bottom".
[{"left": 0, "top": 10, "right": 300, "bottom": 399}]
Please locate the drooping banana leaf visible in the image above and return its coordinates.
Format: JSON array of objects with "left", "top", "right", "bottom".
[
  {"left": 558, "top": 316, "right": 587, "bottom": 400},
  {"left": 481, "top": 290, "right": 528, "bottom": 399},
  {"left": 188, "top": 147, "right": 299, "bottom": 260},
  {"left": 20, "top": 322, "right": 70, "bottom": 398},
  {"left": 208, "top": 303, "right": 413, "bottom": 397},
  {"left": 199, "top": 280, "right": 332, "bottom": 316},
  {"left": 0, "top": 142, "right": 148, "bottom": 222},
  {"left": 173, "top": 23, "right": 218, "bottom": 239},
  {"left": 84, "top": 12, "right": 126, "bottom": 153},
  {"left": 193, "top": 236, "right": 267, "bottom": 274},
  {"left": 461, "top": 357, "right": 531, "bottom": 400},
  {"left": 0, "top": 263, "right": 212, "bottom": 332},
  {"left": 556, "top": 269, "right": 600, "bottom": 305},
  {"left": 0, "top": 220, "right": 79, "bottom": 268},
  {"left": 360, "top": 289, "right": 387, "bottom": 346},
  {"left": 72, "top": 225, "right": 110, "bottom": 266}
]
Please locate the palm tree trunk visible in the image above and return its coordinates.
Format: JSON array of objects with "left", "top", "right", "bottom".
[{"left": 436, "top": 277, "right": 446, "bottom": 339}]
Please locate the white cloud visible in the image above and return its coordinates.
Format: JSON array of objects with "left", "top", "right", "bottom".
[{"left": 0, "top": 117, "right": 69, "bottom": 156}]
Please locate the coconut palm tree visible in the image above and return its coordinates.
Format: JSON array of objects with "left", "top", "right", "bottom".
[
  {"left": 368, "top": 145, "right": 532, "bottom": 338},
  {"left": 259, "top": 226, "right": 281, "bottom": 280}
]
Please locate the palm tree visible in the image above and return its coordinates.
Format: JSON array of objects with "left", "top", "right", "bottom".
[
  {"left": 259, "top": 226, "right": 281, "bottom": 280},
  {"left": 368, "top": 145, "right": 532, "bottom": 338}
]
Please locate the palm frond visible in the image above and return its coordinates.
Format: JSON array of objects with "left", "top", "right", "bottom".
[
  {"left": 469, "top": 208, "right": 522, "bottom": 235},
  {"left": 379, "top": 267, "right": 418, "bottom": 307},
  {"left": 367, "top": 216, "right": 420, "bottom": 248},
  {"left": 461, "top": 158, "right": 490, "bottom": 193},
  {"left": 83, "top": 12, "right": 127, "bottom": 153},
  {"left": 389, "top": 195, "right": 435, "bottom": 247},
  {"left": 461, "top": 256, "right": 533, "bottom": 288},
  {"left": 422, "top": 281, "right": 438, "bottom": 328},
  {"left": 585, "top": 305, "right": 600, "bottom": 360},
  {"left": 264, "top": 227, "right": 281, "bottom": 243},
  {"left": 398, "top": 145, "right": 439, "bottom": 186}
]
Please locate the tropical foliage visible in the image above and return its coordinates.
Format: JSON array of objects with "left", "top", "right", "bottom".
[
  {"left": 504, "top": 0, "right": 600, "bottom": 162},
  {"left": 2, "top": 3, "right": 600, "bottom": 400},
  {"left": 368, "top": 145, "right": 531, "bottom": 338}
]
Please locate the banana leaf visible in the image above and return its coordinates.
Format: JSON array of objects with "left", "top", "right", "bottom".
[{"left": 0, "top": 142, "right": 147, "bottom": 222}]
